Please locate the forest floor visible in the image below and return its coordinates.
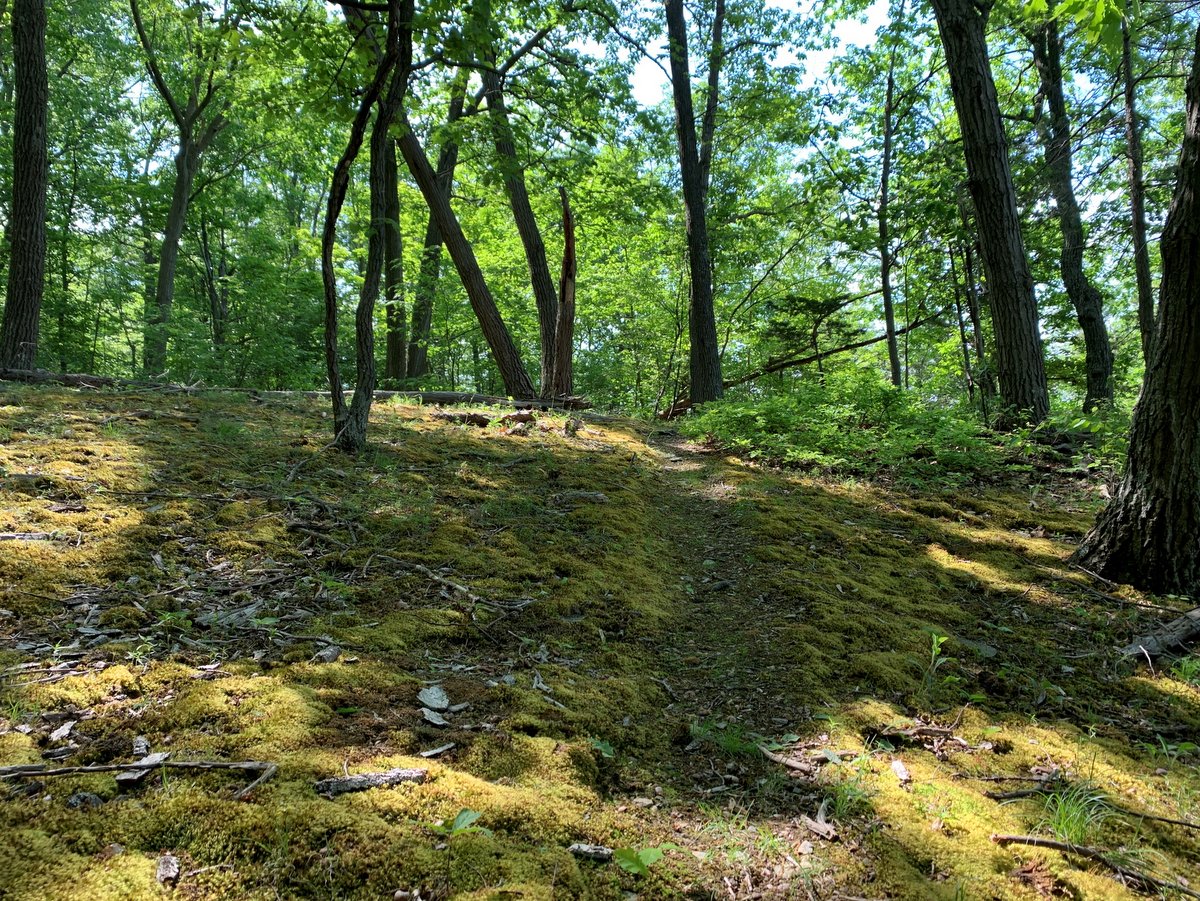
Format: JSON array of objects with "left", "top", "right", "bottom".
[{"left": 1, "top": 383, "right": 1198, "bottom": 901}]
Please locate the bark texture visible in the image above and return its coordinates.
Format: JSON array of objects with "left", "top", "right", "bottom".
[
  {"left": 1075, "top": 24, "right": 1200, "bottom": 596},
  {"left": 665, "top": 0, "right": 723, "bottom": 404},
  {"left": 1029, "top": 15, "right": 1112, "bottom": 411},
  {"left": 0, "top": 0, "right": 48, "bottom": 371},
  {"left": 931, "top": 0, "right": 1048, "bottom": 424},
  {"left": 550, "top": 187, "right": 576, "bottom": 398}
]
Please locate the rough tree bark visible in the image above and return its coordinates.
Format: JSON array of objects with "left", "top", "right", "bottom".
[
  {"left": 322, "top": 0, "right": 409, "bottom": 452},
  {"left": 931, "top": 0, "right": 1049, "bottom": 424},
  {"left": 1074, "top": 24, "right": 1200, "bottom": 596},
  {"left": 1123, "top": 18, "right": 1156, "bottom": 364},
  {"left": 665, "top": 0, "right": 723, "bottom": 404},
  {"left": 1029, "top": 13, "right": 1113, "bottom": 411},
  {"left": 395, "top": 103, "right": 535, "bottom": 398},
  {"left": 0, "top": 0, "right": 48, "bottom": 371},
  {"left": 130, "top": 0, "right": 230, "bottom": 377}
]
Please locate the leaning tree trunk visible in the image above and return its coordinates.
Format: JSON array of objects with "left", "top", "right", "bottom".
[
  {"left": 0, "top": 0, "right": 47, "bottom": 371},
  {"left": 382, "top": 138, "right": 406, "bottom": 380},
  {"left": 482, "top": 61, "right": 559, "bottom": 395},
  {"left": 1123, "top": 18, "right": 1156, "bottom": 364},
  {"left": 396, "top": 105, "right": 535, "bottom": 398},
  {"left": 1074, "top": 23, "right": 1200, "bottom": 596},
  {"left": 879, "top": 49, "right": 903, "bottom": 389},
  {"left": 407, "top": 74, "right": 467, "bottom": 380},
  {"left": 665, "top": 0, "right": 723, "bottom": 405},
  {"left": 1030, "top": 15, "right": 1113, "bottom": 412},
  {"left": 931, "top": 0, "right": 1049, "bottom": 425}
]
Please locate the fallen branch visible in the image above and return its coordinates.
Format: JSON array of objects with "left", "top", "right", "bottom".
[
  {"left": 0, "top": 532, "right": 56, "bottom": 541},
  {"left": 1121, "top": 606, "right": 1200, "bottom": 659},
  {"left": 314, "top": 767, "right": 426, "bottom": 798},
  {"left": 991, "top": 833, "right": 1200, "bottom": 898},
  {"left": 0, "top": 758, "right": 277, "bottom": 800}
]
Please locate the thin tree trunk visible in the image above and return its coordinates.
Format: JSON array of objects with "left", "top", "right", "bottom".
[
  {"left": 1123, "top": 18, "right": 1156, "bottom": 364},
  {"left": 1075, "top": 24, "right": 1200, "bottom": 595},
  {"left": 948, "top": 247, "right": 976, "bottom": 404},
  {"left": 931, "top": 0, "right": 1049, "bottom": 424},
  {"left": 322, "top": 0, "right": 408, "bottom": 452},
  {"left": 550, "top": 186, "right": 576, "bottom": 398},
  {"left": 199, "top": 216, "right": 229, "bottom": 346},
  {"left": 406, "top": 73, "right": 467, "bottom": 379},
  {"left": 665, "top": 0, "right": 723, "bottom": 404},
  {"left": 382, "top": 138, "right": 406, "bottom": 380},
  {"left": 395, "top": 105, "right": 535, "bottom": 398},
  {"left": 0, "top": 0, "right": 47, "bottom": 371},
  {"left": 1029, "top": 14, "right": 1113, "bottom": 411},
  {"left": 482, "top": 60, "right": 559, "bottom": 395},
  {"left": 879, "top": 45, "right": 902, "bottom": 388}
]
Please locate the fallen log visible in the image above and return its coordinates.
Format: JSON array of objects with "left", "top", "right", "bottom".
[
  {"left": 1121, "top": 606, "right": 1200, "bottom": 659},
  {"left": 0, "top": 757, "right": 278, "bottom": 800},
  {"left": 0, "top": 369, "right": 593, "bottom": 410},
  {"left": 314, "top": 767, "right": 427, "bottom": 798}
]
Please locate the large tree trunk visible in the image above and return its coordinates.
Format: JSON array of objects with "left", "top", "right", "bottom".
[
  {"left": 0, "top": 0, "right": 47, "bottom": 371},
  {"left": 931, "top": 0, "right": 1049, "bottom": 424},
  {"left": 395, "top": 105, "right": 535, "bottom": 398},
  {"left": 482, "top": 61, "right": 559, "bottom": 395},
  {"left": 382, "top": 138, "right": 406, "bottom": 380},
  {"left": 665, "top": 0, "right": 723, "bottom": 405},
  {"left": 406, "top": 75, "right": 467, "bottom": 379},
  {"left": 1074, "top": 24, "right": 1200, "bottom": 596},
  {"left": 1029, "top": 15, "right": 1113, "bottom": 412},
  {"left": 1123, "top": 18, "right": 1156, "bottom": 364}
]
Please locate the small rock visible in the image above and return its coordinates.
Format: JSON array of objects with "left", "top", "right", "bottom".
[
  {"left": 631, "top": 797, "right": 654, "bottom": 808},
  {"left": 891, "top": 758, "right": 911, "bottom": 785},
  {"left": 798, "top": 840, "right": 814, "bottom": 855},
  {"left": 132, "top": 736, "right": 150, "bottom": 757},
  {"left": 67, "top": 791, "right": 104, "bottom": 810},
  {"left": 97, "top": 843, "right": 125, "bottom": 860},
  {"left": 49, "top": 720, "right": 77, "bottom": 743},
  {"left": 568, "top": 843, "right": 613, "bottom": 862},
  {"left": 156, "top": 853, "right": 181, "bottom": 886},
  {"left": 447, "top": 702, "right": 470, "bottom": 714},
  {"left": 417, "top": 685, "right": 450, "bottom": 711}
]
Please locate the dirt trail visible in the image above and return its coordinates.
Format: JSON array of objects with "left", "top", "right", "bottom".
[{"left": 644, "top": 428, "right": 806, "bottom": 739}]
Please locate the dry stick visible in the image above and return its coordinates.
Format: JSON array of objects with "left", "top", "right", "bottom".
[
  {"left": 983, "top": 782, "right": 1200, "bottom": 831},
  {"left": 0, "top": 759, "right": 277, "bottom": 800},
  {"left": 990, "top": 834, "right": 1200, "bottom": 899}
]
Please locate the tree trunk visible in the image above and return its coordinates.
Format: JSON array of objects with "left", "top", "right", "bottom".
[
  {"left": 1029, "top": 15, "right": 1113, "bottom": 412},
  {"left": 550, "top": 186, "right": 576, "bottom": 398},
  {"left": 931, "top": 0, "right": 1048, "bottom": 424},
  {"left": 322, "top": 0, "right": 408, "bottom": 452},
  {"left": 482, "top": 61, "right": 559, "bottom": 395},
  {"left": 382, "top": 138, "right": 406, "bottom": 380},
  {"left": 879, "top": 51, "right": 902, "bottom": 388},
  {"left": 1123, "top": 18, "right": 1156, "bottom": 364},
  {"left": 0, "top": 0, "right": 47, "bottom": 371},
  {"left": 406, "top": 74, "right": 467, "bottom": 379},
  {"left": 1074, "top": 24, "right": 1200, "bottom": 596},
  {"left": 665, "top": 0, "right": 723, "bottom": 405},
  {"left": 395, "top": 105, "right": 535, "bottom": 398},
  {"left": 199, "top": 216, "right": 229, "bottom": 346}
]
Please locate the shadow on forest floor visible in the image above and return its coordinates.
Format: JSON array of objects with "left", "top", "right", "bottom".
[{"left": 0, "top": 383, "right": 1198, "bottom": 900}]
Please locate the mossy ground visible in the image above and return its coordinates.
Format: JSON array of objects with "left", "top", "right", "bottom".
[{"left": 1, "top": 384, "right": 1197, "bottom": 900}]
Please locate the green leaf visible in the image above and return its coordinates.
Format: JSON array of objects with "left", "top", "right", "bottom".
[
  {"left": 614, "top": 848, "right": 649, "bottom": 876},
  {"left": 451, "top": 809, "right": 482, "bottom": 833}
]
